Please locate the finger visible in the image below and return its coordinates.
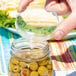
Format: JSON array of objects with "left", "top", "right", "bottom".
[
  {"left": 17, "top": 0, "right": 33, "bottom": 12},
  {"left": 45, "top": 0, "right": 58, "bottom": 6},
  {"left": 67, "top": 0, "right": 76, "bottom": 11},
  {"left": 53, "top": 12, "right": 76, "bottom": 40},
  {"left": 45, "top": 0, "right": 71, "bottom": 15}
]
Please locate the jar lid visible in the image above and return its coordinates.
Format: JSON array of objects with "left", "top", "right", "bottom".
[{"left": 15, "top": 5, "right": 59, "bottom": 41}]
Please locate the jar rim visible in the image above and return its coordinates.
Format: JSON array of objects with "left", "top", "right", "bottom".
[
  {"left": 11, "top": 38, "right": 50, "bottom": 62},
  {"left": 11, "top": 38, "right": 49, "bottom": 50}
]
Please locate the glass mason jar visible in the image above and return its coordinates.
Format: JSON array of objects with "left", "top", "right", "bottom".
[{"left": 8, "top": 38, "right": 53, "bottom": 76}]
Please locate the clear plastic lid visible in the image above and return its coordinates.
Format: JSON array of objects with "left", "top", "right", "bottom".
[{"left": 15, "top": 4, "right": 59, "bottom": 41}]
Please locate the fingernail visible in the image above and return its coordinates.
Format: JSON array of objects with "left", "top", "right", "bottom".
[
  {"left": 17, "top": 8, "right": 22, "bottom": 13},
  {"left": 54, "top": 31, "right": 64, "bottom": 40},
  {"left": 45, "top": 1, "right": 56, "bottom": 12},
  {"left": 17, "top": 7, "right": 25, "bottom": 13},
  {"left": 17, "top": 4, "right": 25, "bottom": 13},
  {"left": 17, "top": 1, "right": 25, "bottom": 13},
  {"left": 58, "top": 4, "right": 64, "bottom": 11}
]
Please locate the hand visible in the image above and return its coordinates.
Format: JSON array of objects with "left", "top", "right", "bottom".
[
  {"left": 45, "top": 0, "right": 76, "bottom": 40},
  {"left": 18, "top": 0, "right": 76, "bottom": 40}
]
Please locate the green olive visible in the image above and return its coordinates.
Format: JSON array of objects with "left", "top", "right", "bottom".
[
  {"left": 19, "top": 61, "right": 27, "bottom": 68},
  {"left": 30, "top": 71, "right": 38, "bottom": 76},
  {"left": 10, "top": 57, "right": 19, "bottom": 65},
  {"left": 14, "top": 73, "right": 21, "bottom": 76},
  {"left": 12, "top": 65, "right": 20, "bottom": 73},
  {"left": 38, "top": 66, "right": 48, "bottom": 75},
  {"left": 29, "top": 62, "right": 38, "bottom": 71},
  {"left": 47, "top": 65, "right": 52, "bottom": 70},
  {"left": 38, "top": 59, "right": 48, "bottom": 66}
]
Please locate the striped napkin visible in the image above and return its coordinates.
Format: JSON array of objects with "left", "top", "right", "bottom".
[
  {"left": 0, "top": 27, "right": 76, "bottom": 75},
  {"left": 49, "top": 36, "right": 76, "bottom": 70},
  {"left": 0, "top": 27, "right": 20, "bottom": 74}
]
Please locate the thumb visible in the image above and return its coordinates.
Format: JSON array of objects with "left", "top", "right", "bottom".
[
  {"left": 53, "top": 12, "right": 76, "bottom": 40},
  {"left": 17, "top": 0, "right": 33, "bottom": 12}
]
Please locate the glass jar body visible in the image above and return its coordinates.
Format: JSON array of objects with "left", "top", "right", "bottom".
[
  {"left": 8, "top": 38, "right": 53, "bottom": 76},
  {"left": 9, "top": 55, "right": 52, "bottom": 76}
]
